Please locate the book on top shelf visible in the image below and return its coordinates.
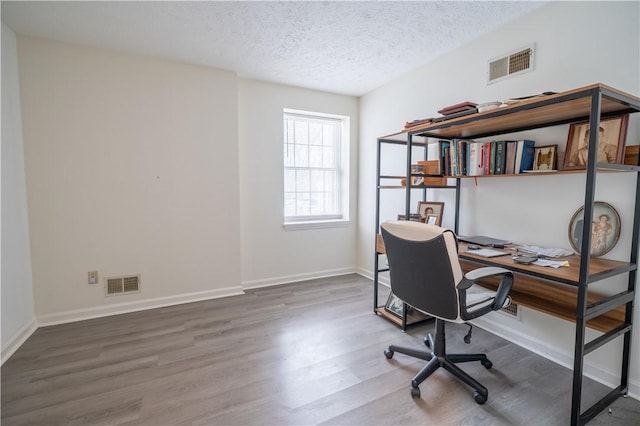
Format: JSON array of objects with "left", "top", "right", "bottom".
[
  {"left": 515, "top": 140, "right": 536, "bottom": 173},
  {"left": 484, "top": 142, "right": 492, "bottom": 175},
  {"left": 489, "top": 141, "right": 497, "bottom": 174},
  {"left": 494, "top": 141, "right": 507, "bottom": 174},
  {"left": 505, "top": 141, "right": 517, "bottom": 174},
  {"left": 457, "top": 140, "right": 468, "bottom": 176},
  {"left": 467, "top": 142, "right": 485, "bottom": 176},
  {"left": 438, "top": 140, "right": 450, "bottom": 176}
]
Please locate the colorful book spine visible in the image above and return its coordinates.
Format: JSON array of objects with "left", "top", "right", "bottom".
[
  {"left": 438, "top": 140, "right": 450, "bottom": 175},
  {"left": 468, "top": 142, "right": 485, "bottom": 176},
  {"left": 505, "top": 141, "right": 517, "bottom": 174},
  {"left": 518, "top": 140, "right": 536, "bottom": 172},
  {"left": 484, "top": 142, "right": 492, "bottom": 175},
  {"left": 494, "top": 141, "right": 507, "bottom": 174},
  {"left": 489, "top": 141, "right": 497, "bottom": 174}
]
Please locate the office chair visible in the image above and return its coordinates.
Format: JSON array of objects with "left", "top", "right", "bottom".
[{"left": 380, "top": 220, "right": 514, "bottom": 404}]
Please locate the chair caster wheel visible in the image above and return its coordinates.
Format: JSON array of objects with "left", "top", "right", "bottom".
[
  {"left": 423, "top": 337, "right": 430, "bottom": 348},
  {"left": 411, "top": 386, "right": 421, "bottom": 398},
  {"left": 384, "top": 349, "right": 394, "bottom": 359},
  {"left": 481, "top": 359, "right": 493, "bottom": 369},
  {"left": 474, "top": 391, "right": 487, "bottom": 405}
]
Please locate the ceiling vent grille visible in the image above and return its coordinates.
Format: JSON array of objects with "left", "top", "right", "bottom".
[
  {"left": 488, "top": 44, "right": 535, "bottom": 84},
  {"left": 105, "top": 275, "right": 141, "bottom": 296}
]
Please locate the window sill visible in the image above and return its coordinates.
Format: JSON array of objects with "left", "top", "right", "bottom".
[{"left": 283, "top": 219, "right": 350, "bottom": 231}]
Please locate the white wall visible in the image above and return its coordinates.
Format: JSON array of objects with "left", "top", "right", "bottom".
[
  {"left": 17, "top": 36, "right": 243, "bottom": 324},
  {"left": 358, "top": 1, "right": 640, "bottom": 396},
  {"left": 238, "top": 79, "right": 359, "bottom": 287},
  {"left": 1, "top": 23, "right": 37, "bottom": 362}
]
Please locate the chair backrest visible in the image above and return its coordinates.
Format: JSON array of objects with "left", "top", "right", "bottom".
[{"left": 380, "top": 221, "right": 464, "bottom": 321}]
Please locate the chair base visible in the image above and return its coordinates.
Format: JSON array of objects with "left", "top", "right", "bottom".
[{"left": 384, "top": 319, "right": 492, "bottom": 404}]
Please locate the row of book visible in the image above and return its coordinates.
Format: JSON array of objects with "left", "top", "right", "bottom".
[{"left": 438, "top": 139, "right": 536, "bottom": 176}]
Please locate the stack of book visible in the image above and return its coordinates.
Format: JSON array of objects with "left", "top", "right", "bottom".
[{"left": 438, "top": 139, "right": 536, "bottom": 176}]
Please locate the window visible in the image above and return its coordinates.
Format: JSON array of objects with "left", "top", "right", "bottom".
[{"left": 283, "top": 109, "right": 349, "bottom": 229}]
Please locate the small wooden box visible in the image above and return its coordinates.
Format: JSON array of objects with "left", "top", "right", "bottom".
[
  {"left": 376, "top": 233, "right": 386, "bottom": 254},
  {"left": 624, "top": 145, "right": 639, "bottom": 166},
  {"left": 417, "top": 160, "right": 447, "bottom": 186}
]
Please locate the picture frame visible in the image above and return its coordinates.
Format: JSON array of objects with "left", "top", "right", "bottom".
[
  {"left": 568, "top": 201, "right": 621, "bottom": 256},
  {"left": 533, "top": 144, "right": 557, "bottom": 171},
  {"left": 425, "top": 214, "right": 439, "bottom": 225},
  {"left": 385, "top": 292, "right": 405, "bottom": 318},
  {"left": 417, "top": 201, "right": 444, "bottom": 226},
  {"left": 563, "top": 115, "right": 629, "bottom": 170},
  {"left": 410, "top": 164, "right": 424, "bottom": 186}
]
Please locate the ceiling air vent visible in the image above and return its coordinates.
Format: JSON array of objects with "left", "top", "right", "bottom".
[
  {"left": 488, "top": 44, "right": 535, "bottom": 84},
  {"left": 105, "top": 275, "right": 141, "bottom": 296}
]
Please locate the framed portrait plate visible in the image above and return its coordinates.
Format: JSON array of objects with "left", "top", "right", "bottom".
[
  {"left": 533, "top": 144, "right": 557, "bottom": 171},
  {"left": 563, "top": 115, "right": 628, "bottom": 170},
  {"left": 385, "top": 292, "right": 405, "bottom": 318},
  {"left": 417, "top": 201, "right": 444, "bottom": 226},
  {"left": 568, "top": 201, "right": 621, "bottom": 256}
]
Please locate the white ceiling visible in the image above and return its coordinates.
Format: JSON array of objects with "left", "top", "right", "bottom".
[{"left": 1, "top": 1, "right": 545, "bottom": 96}]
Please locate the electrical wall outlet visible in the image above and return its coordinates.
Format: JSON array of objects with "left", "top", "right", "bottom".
[{"left": 88, "top": 271, "right": 98, "bottom": 285}]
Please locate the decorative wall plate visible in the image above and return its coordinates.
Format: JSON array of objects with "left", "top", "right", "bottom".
[{"left": 568, "top": 202, "right": 621, "bottom": 256}]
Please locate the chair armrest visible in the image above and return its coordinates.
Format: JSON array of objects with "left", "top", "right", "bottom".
[
  {"left": 458, "top": 267, "right": 514, "bottom": 320},
  {"left": 464, "top": 266, "right": 512, "bottom": 283}
]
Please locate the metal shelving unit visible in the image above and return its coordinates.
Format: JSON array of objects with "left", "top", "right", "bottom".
[
  {"left": 373, "top": 83, "right": 639, "bottom": 424},
  {"left": 373, "top": 136, "right": 459, "bottom": 330}
]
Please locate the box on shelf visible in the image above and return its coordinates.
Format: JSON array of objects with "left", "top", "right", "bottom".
[
  {"left": 624, "top": 145, "right": 639, "bottom": 166},
  {"left": 417, "top": 160, "right": 447, "bottom": 186}
]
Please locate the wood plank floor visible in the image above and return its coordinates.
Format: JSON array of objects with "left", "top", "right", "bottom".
[{"left": 2, "top": 274, "right": 638, "bottom": 425}]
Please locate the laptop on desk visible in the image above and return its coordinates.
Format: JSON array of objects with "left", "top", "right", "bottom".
[{"left": 457, "top": 235, "right": 511, "bottom": 246}]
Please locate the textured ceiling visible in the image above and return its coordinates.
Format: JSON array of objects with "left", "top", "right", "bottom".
[{"left": 1, "top": 1, "right": 545, "bottom": 96}]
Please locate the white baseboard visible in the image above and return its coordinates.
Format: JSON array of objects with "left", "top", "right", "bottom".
[
  {"left": 37, "top": 286, "right": 245, "bottom": 327},
  {"left": 356, "top": 267, "right": 388, "bottom": 285},
  {"left": 242, "top": 267, "right": 356, "bottom": 290},
  {"left": 1, "top": 317, "right": 38, "bottom": 365},
  {"left": 473, "top": 314, "right": 639, "bottom": 401},
  {"left": 356, "top": 267, "right": 373, "bottom": 281}
]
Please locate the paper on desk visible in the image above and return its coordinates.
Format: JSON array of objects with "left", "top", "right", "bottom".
[
  {"left": 532, "top": 258, "right": 570, "bottom": 268},
  {"left": 517, "top": 245, "right": 573, "bottom": 258}
]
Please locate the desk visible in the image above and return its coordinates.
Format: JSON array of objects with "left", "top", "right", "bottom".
[
  {"left": 458, "top": 243, "right": 627, "bottom": 333},
  {"left": 376, "top": 234, "right": 627, "bottom": 332}
]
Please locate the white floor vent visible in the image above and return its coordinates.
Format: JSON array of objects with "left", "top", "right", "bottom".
[
  {"left": 488, "top": 44, "right": 535, "bottom": 84},
  {"left": 105, "top": 275, "right": 141, "bottom": 296},
  {"left": 500, "top": 302, "right": 521, "bottom": 320}
]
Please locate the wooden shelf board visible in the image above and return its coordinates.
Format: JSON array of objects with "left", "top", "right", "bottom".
[
  {"left": 401, "top": 83, "right": 640, "bottom": 139},
  {"left": 378, "top": 185, "right": 452, "bottom": 189},
  {"left": 375, "top": 307, "right": 431, "bottom": 327},
  {"left": 459, "top": 260, "right": 625, "bottom": 333},
  {"left": 447, "top": 168, "right": 634, "bottom": 178},
  {"left": 459, "top": 247, "right": 629, "bottom": 285}
]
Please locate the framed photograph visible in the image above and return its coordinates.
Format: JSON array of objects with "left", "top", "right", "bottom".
[
  {"left": 425, "top": 214, "right": 439, "bottom": 225},
  {"left": 533, "top": 144, "right": 557, "bottom": 171},
  {"left": 417, "top": 201, "right": 444, "bottom": 226},
  {"left": 385, "top": 292, "right": 405, "bottom": 318},
  {"left": 568, "top": 201, "right": 621, "bottom": 256},
  {"left": 410, "top": 164, "right": 424, "bottom": 186},
  {"left": 563, "top": 115, "right": 629, "bottom": 170}
]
